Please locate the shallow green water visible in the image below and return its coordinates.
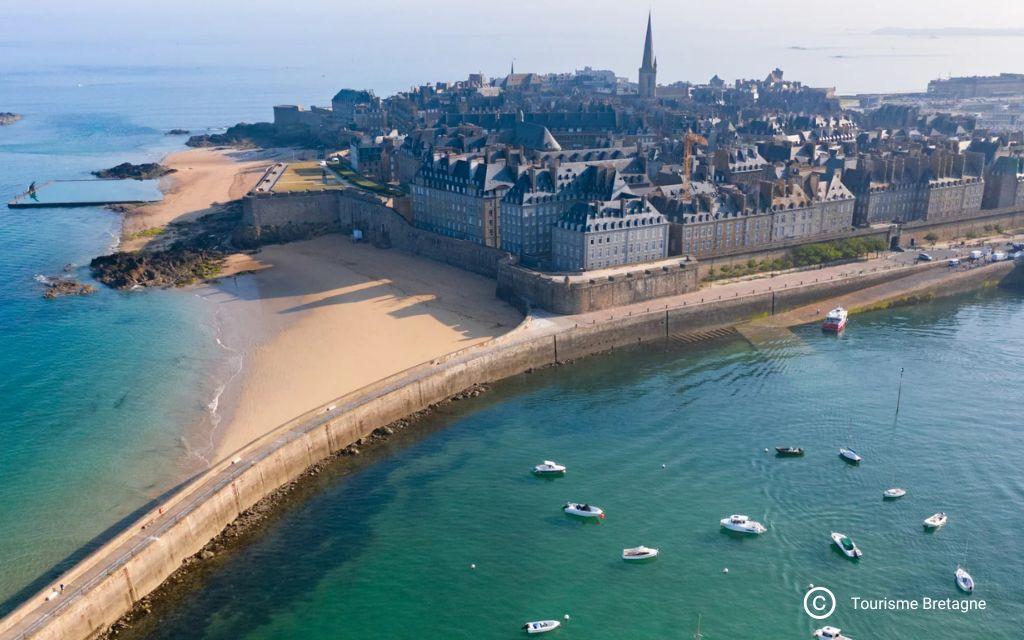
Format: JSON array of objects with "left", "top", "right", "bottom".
[{"left": 128, "top": 289, "right": 1023, "bottom": 639}]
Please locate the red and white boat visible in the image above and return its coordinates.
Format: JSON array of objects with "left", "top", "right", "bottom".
[{"left": 822, "top": 307, "right": 848, "bottom": 332}]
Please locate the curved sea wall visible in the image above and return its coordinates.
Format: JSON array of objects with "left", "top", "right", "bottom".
[{"left": 0, "top": 259, "right": 1018, "bottom": 640}]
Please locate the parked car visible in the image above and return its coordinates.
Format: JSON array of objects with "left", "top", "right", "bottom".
[
  {"left": 992, "top": 251, "right": 1007, "bottom": 262},
  {"left": 917, "top": 252, "right": 934, "bottom": 262},
  {"left": 947, "top": 258, "right": 960, "bottom": 267},
  {"left": 969, "top": 250, "right": 984, "bottom": 261}
]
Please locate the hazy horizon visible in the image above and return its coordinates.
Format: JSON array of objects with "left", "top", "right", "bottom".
[{"left": 4, "top": 1, "right": 1024, "bottom": 99}]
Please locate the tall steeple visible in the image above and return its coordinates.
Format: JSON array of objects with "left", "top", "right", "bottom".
[{"left": 638, "top": 12, "right": 657, "bottom": 99}]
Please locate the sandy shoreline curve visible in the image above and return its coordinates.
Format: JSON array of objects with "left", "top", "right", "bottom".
[{"left": 127, "top": 146, "right": 522, "bottom": 465}]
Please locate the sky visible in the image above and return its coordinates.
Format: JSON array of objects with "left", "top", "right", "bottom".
[{"left": 4, "top": 1, "right": 1024, "bottom": 95}]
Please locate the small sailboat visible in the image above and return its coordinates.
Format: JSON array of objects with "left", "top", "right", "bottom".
[
  {"left": 923, "top": 512, "right": 948, "bottom": 529},
  {"left": 775, "top": 446, "right": 805, "bottom": 457},
  {"left": 622, "top": 545, "right": 659, "bottom": 561},
  {"left": 563, "top": 502, "right": 604, "bottom": 519},
  {"left": 720, "top": 514, "right": 767, "bottom": 534},
  {"left": 955, "top": 565, "right": 975, "bottom": 593},
  {"left": 522, "top": 620, "right": 560, "bottom": 634},
  {"left": 694, "top": 614, "right": 703, "bottom": 640},
  {"left": 831, "top": 531, "right": 863, "bottom": 559},
  {"left": 533, "top": 460, "right": 566, "bottom": 475},
  {"left": 883, "top": 368, "right": 908, "bottom": 499},
  {"left": 813, "top": 626, "right": 852, "bottom": 640},
  {"left": 839, "top": 448, "right": 862, "bottom": 464},
  {"left": 822, "top": 307, "right": 848, "bottom": 332}
]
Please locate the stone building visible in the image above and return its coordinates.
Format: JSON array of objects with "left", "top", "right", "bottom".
[
  {"left": 982, "top": 155, "right": 1024, "bottom": 209},
  {"left": 843, "top": 151, "right": 984, "bottom": 225},
  {"left": 411, "top": 155, "right": 517, "bottom": 247},
  {"left": 551, "top": 198, "right": 668, "bottom": 271},
  {"left": 712, "top": 146, "right": 769, "bottom": 185},
  {"left": 499, "top": 157, "right": 644, "bottom": 264},
  {"left": 332, "top": 89, "right": 388, "bottom": 130}
]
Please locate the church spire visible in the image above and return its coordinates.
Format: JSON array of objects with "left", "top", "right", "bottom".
[
  {"left": 638, "top": 12, "right": 657, "bottom": 98},
  {"left": 641, "top": 12, "right": 655, "bottom": 71}
]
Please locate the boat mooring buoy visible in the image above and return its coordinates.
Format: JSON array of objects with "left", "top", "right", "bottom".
[
  {"left": 470, "top": 564, "right": 476, "bottom": 569},
  {"left": 564, "top": 614, "right": 571, "bottom": 621},
  {"left": 723, "top": 567, "right": 729, "bottom": 574}
]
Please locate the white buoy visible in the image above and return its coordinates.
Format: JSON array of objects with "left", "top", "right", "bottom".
[
  {"left": 564, "top": 614, "right": 570, "bottom": 621},
  {"left": 722, "top": 568, "right": 729, "bottom": 574},
  {"left": 661, "top": 464, "right": 666, "bottom": 469},
  {"left": 470, "top": 564, "right": 476, "bottom": 569},
  {"left": 764, "top": 448, "right": 769, "bottom": 453}
]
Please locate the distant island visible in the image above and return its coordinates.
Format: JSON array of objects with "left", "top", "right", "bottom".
[
  {"left": 0, "top": 112, "right": 22, "bottom": 126},
  {"left": 874, "top": 27, "right": 1024, "bottom": 37},
  {"left": 166, "top": 128, "right": 191, "bottom": 135},
  {"left": 92, "top": 162, "right": 176, "bottom": 180}
]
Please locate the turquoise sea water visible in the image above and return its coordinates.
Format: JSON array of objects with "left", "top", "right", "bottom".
[
  {"left": 0, "top": 64, "right": 338, "bottom": 612},
  {"left": 117, "top": 290, "right": 1024, "bottom": 639}
]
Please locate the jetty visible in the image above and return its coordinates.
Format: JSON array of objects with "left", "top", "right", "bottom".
[{"left": 7, "top": 180, "right": 162, "bottom": 209}]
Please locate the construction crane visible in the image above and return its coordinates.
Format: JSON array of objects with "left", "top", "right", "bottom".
[{"left": 682, "top": 132, "right": 708, "bottom": 195}]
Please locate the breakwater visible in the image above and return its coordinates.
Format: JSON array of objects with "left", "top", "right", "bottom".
[{"left": 0, "top": 258, "right": 1018, "bottom": 640}]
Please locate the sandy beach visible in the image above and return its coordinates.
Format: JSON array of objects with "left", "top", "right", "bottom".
[
  {"left": 119, "top": 148, "right": 270, "bottom": 252},
  {"left": 202, "top": 236, "right": 522, "bottom": 460}
]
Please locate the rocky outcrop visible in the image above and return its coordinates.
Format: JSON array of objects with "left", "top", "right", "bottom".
[
  {"left": 90, "top": 248, "right": 223, "bottom": 289},
  {"left": 42, "top": 278, "right": 96, "bottom": 299},
  {"left": 186, "top": 122, "right": 317, "bottom": 149},
  {"left": 92, "top": 162, "right": 176, "bottom": 180},
  {"left": 166, "top": 128, "right": 190, "bottom": 135},
  {"left": 0, "top": 112, "right": 22, "bottom": 126}
]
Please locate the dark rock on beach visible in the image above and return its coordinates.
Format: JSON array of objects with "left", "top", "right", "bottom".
[
  {"left": 92, "top": 162, "right": 176, "bottom": 180},
  {"left": 90, "top": 248, "right": 224, "bottom": 289},
  {"left": 0, "top": 112, "right": 22, "bottom": 126}
]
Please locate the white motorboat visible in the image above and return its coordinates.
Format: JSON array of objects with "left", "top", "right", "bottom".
[
  {"left": 923, "top": 512, "right": 948, "bottom": 529},
  {"left": 522, "top": 620, "right": 560, "bottom": 634},
  {"left": 622, "top": 545, "right": 659, "bottom": 561},
  {"left": 831, "top": 531, "right": 863, "bottom": 559},
  {"left": 813, "top": 626, "right": 851, "bottom": 640},
  {"left": 883, "top": 487, "right": 907, "bottom": 499},
  {"left": 839, "top": 448, "right": 862, "bottom": 463},
  {"left": 563, "top": 502, "right": 604, "bottom": 519},
  {"left": 533, "top": 460, "right": 566, "bottom": 475},
  {"left": 720, "top": 514, "right": 767, "bottom": 534},
  {"left": 955, "top": 566, "right": 975, "bottom": 593}
]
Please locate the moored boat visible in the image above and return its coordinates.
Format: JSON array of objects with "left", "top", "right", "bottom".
[
  {"left": 831, "top": 531, "right": 862, "bottom": 559},
  {"left": 775, "top": 446, "right": 805, "bottom": 457},
  {"left": 522, "top": 620, "right": 560, "bottom": 634},
  {"left": 883, "top": 487, "right": 907, "bottom": 499},
  {"left": 533, "top": 460, "right": 566, "bottom": 475},
  {"left": 822, "top": 307, "right": 848, "bottom": 332},
  {"left": 622, "top": 545, "right": 659, "bottom": 561},
  {"left": 955, "top": 566, "right": 975, "bottom": 593},
  {"left": 813, "top": 626, "right": 851, "bottom": 639},
  {"left": 839, "top": 448, "right": 862, "bottom": 464},
  {"left": 720, "top": 514, "right": 767, "bottom": 534},
  {"left": 923, "top": 512, "right": 948, "bottom": 529},
  {"left": 563, "top": 502, "right": 604, "bottom": 519}
]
